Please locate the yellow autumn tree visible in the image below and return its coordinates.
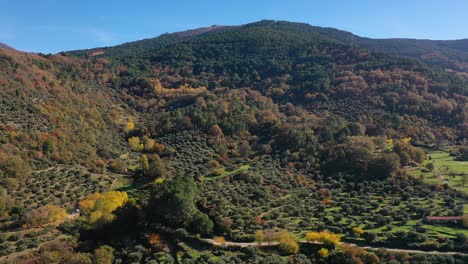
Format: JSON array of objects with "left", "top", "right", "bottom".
[
  {"left": 306, "top": 230, "right": 340, "bottom": 246},
  {"left": 318, "top": 248, "right": 329, "bottom": 258},
  {"left": 124, "top": 120, "right": 135, "bottom": 133},
  {"left": 255, "top": 230, "right": 264, "bottom": 245},
  {"left": 128, "top": 137, "right": 143, "bottom": 151},
  {"left": 79, "top": 192, "right": 102, "bottom": 211},
  {"left": 79, "top": 191, "right": 128, "bottom": 229},
  {"left": 277, "top": 230, "right": 299, "bottom": 254},
  {"left": 140, "top": 154, "right": 149, "bottom": 175},
  {"left": 401, "top": 137, "right": 412, "bottom": 144},
  {"left": 352, "top": 227, "right": 365, "bottom": 237}
]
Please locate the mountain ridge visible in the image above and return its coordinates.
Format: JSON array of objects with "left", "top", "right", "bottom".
[
  {"left": 66, "top": 20, "right": 468, "bottom": 72},
  {"left": 0, "top": 42, "right": 15, "bottom": 51}
]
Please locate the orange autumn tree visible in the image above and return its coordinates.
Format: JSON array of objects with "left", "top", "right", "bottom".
[{"left": 149, "top": 233, "right": 163, "bottom": 249}]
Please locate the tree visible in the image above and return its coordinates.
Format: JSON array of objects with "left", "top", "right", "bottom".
[
  {"left": 352, "top": 227, "right": 365, "bottom": 237},
  {"left": 140, "top": 154, "right": 150, "bottom": 175},
  {"left": 128, "top": 136, "right": 143, "bottom": 151},
  {"left": 306, "top": 230, "right": 340, "bottom": 246},
  {"left": 144, "top": 138, "right": 156, "bottom": 152},
  {"left": 79, "top": 191, "right": 129, "bottom": 229},
  {"left": 264, "top": 229, "right": 276, "bottom": 245},
  {"left": 124, "top": 120, "right": 135, "bottom": 133},
  {"left": 0, "top": 155, "right": 31, "bottom": 181},
  {"left": 463, "top": 214, "right": 468, "bottom": 228},
  {"left": 93, "top": 245, "right": 114, "bottom": 264},
  {"left": 368, "top": 153, "right": 400, "bottom": 179},
  {"left": 22, "top": 204, "right": 67, "bottom": 227},
  {"left": 109, "top": 159, "right": 128, "bottom": 173},
  {"left": 149, "top": 233, "right": 163, "bottom": 249},
  {"left": 425, "top": 162, "right": 435, "bottom": 172},
  {"left": 238, "top": 140, "right": 251, "bottom": 157},
  {"left": 210, "top": 124, "right": 224, "bottom": 142},
  {"left": 69, "top": 253, "right": 92, "bottom": 264},
  {"left": 148, "top": 154, "right": 167, "bottom": 178},
  {"left": 189, "top": 212, "right": 214, "bottom": 235},
  {"left": 150, "top": 174, "right": 197, "bottom": 227},
  {"left": 318, "top": 248, "right": 329, "bottom": 258},
  {"left": 277, "top": 230, "right": 299, "bottom": 254},
  {"left": 255, "top": 230, "right": 264, "bottom": 245},
  {"left": 42, "top": 139, "right": 55, "bottom": 154}
]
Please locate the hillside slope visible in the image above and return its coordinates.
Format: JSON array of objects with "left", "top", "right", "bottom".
[{"left": 0, "top": 42, "right": 15, "bottom": 51}]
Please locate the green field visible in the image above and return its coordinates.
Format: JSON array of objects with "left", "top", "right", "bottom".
[{"left": 407, "top": 149, "right": 468, "bottom": 194}]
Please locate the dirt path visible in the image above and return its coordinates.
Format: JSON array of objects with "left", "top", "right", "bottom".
[
  {"left": 345, "top": 242, "right": 468, "bottom": 256},
  {"left": 202, "top": 239, "right": 468, "bottom": 256}
]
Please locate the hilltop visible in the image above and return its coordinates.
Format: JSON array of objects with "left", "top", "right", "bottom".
[{"left": 70, "top": 20, "right": 468, "bottom": 73}]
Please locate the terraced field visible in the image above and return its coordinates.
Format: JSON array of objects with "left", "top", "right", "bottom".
[{"left": 0, "top": 166, "right": 114, "bottom": 257}]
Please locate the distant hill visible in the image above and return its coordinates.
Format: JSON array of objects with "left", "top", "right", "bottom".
[{"left": 310, "top": 25, "right": 468, "bottom": 71}]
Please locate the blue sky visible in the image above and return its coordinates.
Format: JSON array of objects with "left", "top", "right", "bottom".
[{"left": 1, "top": 0, "right": 468, "bottom": 53}]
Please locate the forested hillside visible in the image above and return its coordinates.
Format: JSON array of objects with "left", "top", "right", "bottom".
[{"left": 0, "top": 20, "right": 467, "bottom": 264}]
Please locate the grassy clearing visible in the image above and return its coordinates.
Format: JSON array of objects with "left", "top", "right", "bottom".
[
  {"left": 205, "top": 164, "right": 251, "bottom": 180},
  {"left": 367, "top": 219, "right": 468, "bottom": 238},
  {"left": 407, "top": 149, "right": 468, "bottom": 194}
]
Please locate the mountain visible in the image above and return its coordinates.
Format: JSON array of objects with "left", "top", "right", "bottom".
[
  {"left": 0, "top": 42, "right": 15, "bottom": 51},
  {"left": 309, "top": 25, "right": 468, "bottom": 72},
  {"left": 69, "top": 20, "right": 468, "bottom": 73},
  {"left": 1, "top": 20, "right": 467, "bottom": 264},
  {"left": 67, "top": 20, "right": 467, "bottom": 139}
]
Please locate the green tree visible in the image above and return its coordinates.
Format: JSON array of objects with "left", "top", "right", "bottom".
[
  {"left": 189, "top": 212, "right": 214, "bottom": 235},
  {"left": 42, "top": 139, "right": 55, "bottom": 154},
  {"left": 140, "top": 154, "right": 149, "bottom": 175},
  {"left": 425, "top": 162, "right": 435, "bottom": 172},
  {"left": 149, "top": 154, "right": 167, "bottom": 178},
  {"left": 368, "top": 153, "right": 401, "bottom": 179},
  {"left": 150, "top": 175, "right": 197, "bottom": 227}
]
